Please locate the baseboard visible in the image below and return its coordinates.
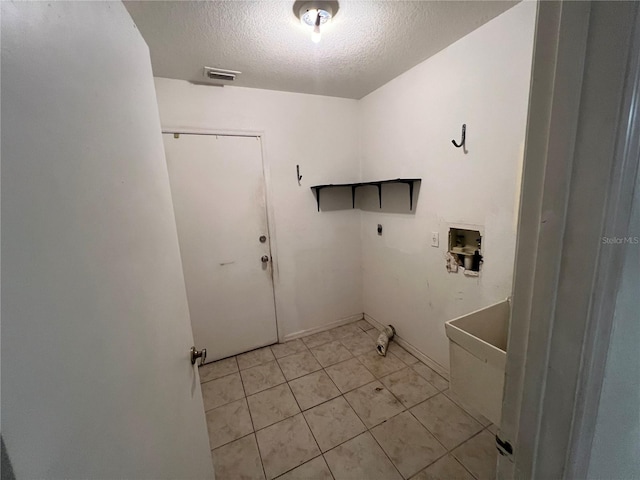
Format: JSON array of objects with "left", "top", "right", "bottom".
[
  {"left": 363, "top": 313, "right": 450, "bottom": 380},
  {"left": 282, "top": 313, "right": 365, "bottom": 342}
]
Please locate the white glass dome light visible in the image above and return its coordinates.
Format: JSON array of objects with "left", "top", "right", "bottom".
[{"left": 299, "top": 3, "right": 333, "bottom": 44}]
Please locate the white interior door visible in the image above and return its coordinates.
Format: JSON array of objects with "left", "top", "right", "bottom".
[
  {"left": 1, "top": 2, "right": 213, "bottom": 477},
  {"left": 163, "top": 133, "right": 278, "bottom": 361}
]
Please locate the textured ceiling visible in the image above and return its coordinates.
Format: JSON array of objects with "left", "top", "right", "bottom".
[{"left": 125, "top": 1, "right": 518, "bottom": 99}]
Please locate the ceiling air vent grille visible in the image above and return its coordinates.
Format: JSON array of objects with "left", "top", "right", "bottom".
[{"left": 203, "top": 67, "right": 241, "bottom": 82}]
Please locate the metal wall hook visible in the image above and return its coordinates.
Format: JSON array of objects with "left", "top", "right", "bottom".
[
  {"left": 452, "top": 124, "right": 466, "bottom": 148},
  {"left": 296, "top": 165, "right": 302, "bottom": 185}
]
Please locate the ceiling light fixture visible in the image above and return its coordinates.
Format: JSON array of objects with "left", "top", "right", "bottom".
[{"left": 299, "top": 2, "right": 333, "bottom": 44}]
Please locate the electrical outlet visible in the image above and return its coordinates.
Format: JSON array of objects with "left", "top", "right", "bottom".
[{"left": 431, "top": 232, "right": 439, "bottom": 247}]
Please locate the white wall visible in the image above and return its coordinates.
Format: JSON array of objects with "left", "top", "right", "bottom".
[
  {"left": 588, "top": 169, "right": 640, "bottom": 479},
  {"left": 153, "top": 2, "right": 535, "bottom": 365},
  {"left": 358, "top": 1, "right": 536, "bottom": 369},
  {"left": 1, "top": 2, "right": 213, "bottom": 478},
  {"left": 153, "top": 78, "right": 363, "bottom": 339}
]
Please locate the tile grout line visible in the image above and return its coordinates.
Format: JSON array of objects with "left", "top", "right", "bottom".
[
  {"left": 236, "top": 351, "right": 268, "bottom": 480},
  {"left": 361, "top": 382, "right": 486, "bottom": 479},
  {"left": 257, "top": 347, "right": 321, "bottom": 479},
  {"left": 269, "top": 344, "right": 363, "bottom": 479},
  {"left": 271, "top": 454, "right": 331, "bottom": 480},
  {"left": 201, "top": 326, "right": 342, "bottom": 471},
  {"left": 273, "top": 390, "right": 445, "bottom": 480},
  {"left": 267, "top": 392, "right": 346, "bottom": 479},
  {"left": 356, "top": 376, "right": 408, "bottom": 479},
  {"left": 274, "top": 387, "right": 490, "bottom": 479},
  {"left": 325, "top": 355, "right": 409, "bottom": 480},
  {"left": 405, "top": 407, "right": 448, "bottom": 450},
  {"left": 292, "top": 338, "right": 401, "bottom": 479},
  {"left": 199, "top": 367, "right": 239, "bottom": 387},
  {"left": 207, "top": 401, "right": 266, "bottom": 476},
  {"left": 403, "top": 403, "right": 489, "bottom": 479},
  {"left": 320, "top": 361, "right": 381, "bottom": 478},
  {"left": 201, "top": 374, "right": 246, "bottom": 414},
  {"left": 283, "top": 374, "right": 326, "bottom": 479},
  {"left": 453, "top": 451, "right": 481, "bottom": 480},
  {"left": 407, "top": 394, "right": 484, "bottom": 452},
  {"left": 270, "top": 338, "right": 308, "bottom": 360},
  {"left": 449, "top": 428, "right": 495, "bottom": 480},
  {"left": 206, "top": 322, "right": 493, "bottom": 480},
  {"left": 367, "top": 419, "right": 413, "bottom": 480},
  {"left": 321, "top": 337, "right": 478, "bottom": 478}
]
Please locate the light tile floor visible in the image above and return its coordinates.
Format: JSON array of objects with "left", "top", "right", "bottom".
[{"left": 200, "top": 320, "right": 498, "bottom": 480}]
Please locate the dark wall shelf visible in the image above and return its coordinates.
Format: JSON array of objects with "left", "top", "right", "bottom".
[{"left": 310, "top": 178, "right": 421, "bottom": 212}]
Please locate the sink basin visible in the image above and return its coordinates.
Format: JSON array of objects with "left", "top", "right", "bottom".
[{"left": 445, "top": 299, "right": 509, "bottom": 425}]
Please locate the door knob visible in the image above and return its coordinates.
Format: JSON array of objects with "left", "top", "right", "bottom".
[
  {"left": 261, "top": 255, "right": 270, "bottom": 263},
  {"left": 190, "top": 346, "right": 206, "bottom": 366}
]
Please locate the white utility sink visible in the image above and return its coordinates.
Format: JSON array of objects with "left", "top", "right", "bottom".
[{"left": 445, "top": 299, "right": 509, "bottom": 425}]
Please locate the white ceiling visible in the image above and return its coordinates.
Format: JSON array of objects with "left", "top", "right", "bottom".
[{"left": 124, "top": 1, "right": 518, "bottom": 99}]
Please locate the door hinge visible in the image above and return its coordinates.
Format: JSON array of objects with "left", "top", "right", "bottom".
[{"left": 496, "top": 435, "right": 513, "bottom": 457}]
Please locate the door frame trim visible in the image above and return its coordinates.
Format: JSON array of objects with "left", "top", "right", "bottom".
[
  {"left": 498, "top": 2, "right": 640, "bottom": 477},
  {"left": 161, "top": 128, "right": 282, "bottom": 343}
]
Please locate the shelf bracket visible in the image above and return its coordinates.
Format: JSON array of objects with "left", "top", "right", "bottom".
[
  {"left": 409, "top": 181, "right": 414, "bottom": 210},
  {"left": 313, "top": 187, "right": 321, "bottom": 211},
  {"left": 351, "top": 185, "right": 357, "bottom": 209},
  {"left": 399, "top": 180, "right": 415, "bottom": 210},
  {"left": 376, "top": 183, "right": 382, "bottom": 208}
]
